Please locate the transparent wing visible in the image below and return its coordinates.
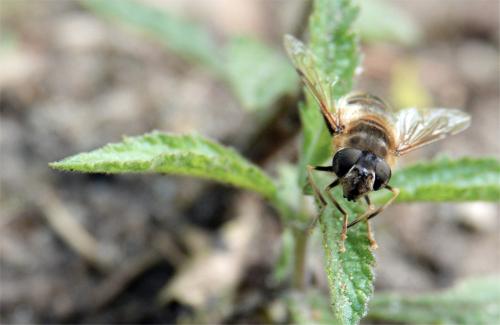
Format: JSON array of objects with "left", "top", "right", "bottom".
[
  {"left": 338, "top": 91, "right": 397, "bottom": 127},
  {"left": 396, "top": 107, "right": 471, "bottom": 155},
  {"left": 284, "top": 34, "right": 340, "bottom": 134}
]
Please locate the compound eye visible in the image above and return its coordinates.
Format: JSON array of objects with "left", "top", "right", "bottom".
[
  {"left": 373, "top": 159, "right": 391, "bottom": 190},
  {"left": 332, "top": 148, "right": 363, "bottom": 177}
]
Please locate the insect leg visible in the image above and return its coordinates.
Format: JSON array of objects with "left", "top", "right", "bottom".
[
  {"left": 347, "top": 185, "right": 400, "bottom": 228},
  {"left": 305, "top": 165, "right": 337, "bottom": 234},
  {"left": 305, "top": 165, "right": 334, "bottom": 212},
  {"left": 362, "top": 195, "right": 378, "bottom": 249},
  {"left": 323, "top": 179, "right": 349, "bottom": 253},
  {"left": 313, "top": 165, "right": 334, "bottom": 173},
  {"left": 363, "top": 195, "right": 374, "bottom": 209},
  {"left": 305, "top": 165, "right": 328, "bottom": 233},
  {"left": 306, "top": 165, "right": 327, "bottom": 208},
  {"left": 365, "top": 185, "right": 400, "bottom": 223},
  {"left": 365, "top": 219, "right": 378, "bottom": 249}
]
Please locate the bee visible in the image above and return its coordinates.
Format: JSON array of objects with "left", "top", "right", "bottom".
[{"left": 284, "top": 35, "right": 471, "bottom": 251}]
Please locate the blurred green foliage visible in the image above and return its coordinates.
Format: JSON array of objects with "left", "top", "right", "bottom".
[
  {"left": 368, "top": 276, "right": 500, "bottom": 324},
  {"left": 355, "top": 0, "right": 422, "bottom": 46},
  {"left": 223, "top": 37, "right": 298, "bottom": 111},
  {"left": 288, "top": 289, "right": 338, "bottom": 325},
  {"left": 82, "top": 0, "right": 298, "bottom": 112},
  {"left": 82, "top": 0, "right": 222, "bottom": 70}
]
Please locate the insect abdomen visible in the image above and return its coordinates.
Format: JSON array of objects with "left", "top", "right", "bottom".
[{"left": 336, "top": 118, "right": 394, "bottom": 162}]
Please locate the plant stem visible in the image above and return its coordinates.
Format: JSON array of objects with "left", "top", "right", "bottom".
[{"left": 292, "top": 227, "right": 309, "bottom": 290}]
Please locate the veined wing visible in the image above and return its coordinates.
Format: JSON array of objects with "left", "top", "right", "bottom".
[
  {"left": 337, "top": 91, "right": 397, "bottom": 128},
  {"left": 395, "top": 107, "right": 471, "bottom": 155},
  {"left": 284, "top": 34, "right": 340, "bottom": 134}
]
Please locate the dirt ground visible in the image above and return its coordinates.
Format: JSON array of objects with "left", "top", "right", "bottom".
[{"left": 0, "top": 0, "right": 499, "bottom": 324}]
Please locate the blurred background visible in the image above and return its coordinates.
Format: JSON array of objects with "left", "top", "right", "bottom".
[{"left": 0, "top": 0, "right": 498, "bottom": 323}]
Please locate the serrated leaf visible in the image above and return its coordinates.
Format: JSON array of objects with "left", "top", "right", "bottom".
[
  {"left": 318, "top": 187, "right": 375, "bottom": 325},
  {"left": 305, "top": 157, "right": 498, "bottom": 323},
  {"left": 300, "top": 1, "right": 371, "bottom": 323},
  {"left": 81, "top": 0, "right": 222, "bottom": 71},
  {"left": 297, "top": 0, "right": 360, "bottom": 188},
  {"left": 50, "top": 131, "right": 277, "bottom": 201},
  {"left": 224, "top": 37, "right": 298, "bottom": 112},
  {"left": 368, "top": 276, "right": 500, "bottom": 324},
  {"left": 309, "top": 0, "right": 360, "bottom": 98},
  {"left": 373, "top": 157, "right": 500, "bottom": 203}
]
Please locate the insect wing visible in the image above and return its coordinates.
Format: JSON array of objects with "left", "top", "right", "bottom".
[
  {"left": 284, "top": 34, "right": 340, "bottom": 133},
  {"left": 338, "top": 91, "right": 397, "bottom": 128},
  {"left": 395, "top": 107, "right": 471, "bottom": 155}
]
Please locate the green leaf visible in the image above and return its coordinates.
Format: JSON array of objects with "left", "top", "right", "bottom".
[
  {"left": 223, "top": 37, "right": 298, "bottom": 112},
  {"left": 50, "top": 131, "right": 277, "bottom": 201},
  {"left": 373, "top": 157, "right": 500, "bottom": 203},
  {"left": 368, "top": 276, "right": 500, "bottom": 324},
  {"left": 319, "top": 187, "right": 375, "bottom": 325},
  {"left": 297, "top": 0, "right": 360, "bottom": 188},
  {"left": 81, "top": 0, "right": 222, "bottom": 71},
  {"left": 305, "top": 157, "right": 498, "bottom": 323},
  {"left": 308, "top": 0, "right": 360, "bottom": 98},
  {"left": 355, "top": 0, "right": 422, "bottom": 46},
  {"left": 297, "top": 100, "right": 333, "bottom": 190},
  {"left": 299, "top": 1, "right": 371, "bottom": 323}
]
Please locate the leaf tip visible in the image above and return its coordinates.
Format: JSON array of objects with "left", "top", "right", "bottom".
[
  {"left": 48, "top": 161, "right": 61, "bottom": 170},
  {"left": 49, "top": 160, "right": 75, "bottom": 172}
]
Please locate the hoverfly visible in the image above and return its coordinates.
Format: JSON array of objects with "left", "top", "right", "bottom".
[{"left": 284, "top": 35, "right": 471, "bottom": 251}]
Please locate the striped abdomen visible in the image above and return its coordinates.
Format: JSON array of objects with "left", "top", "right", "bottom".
[{"left": 334, "top": 117, "right": 397, "bottom": 167}]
